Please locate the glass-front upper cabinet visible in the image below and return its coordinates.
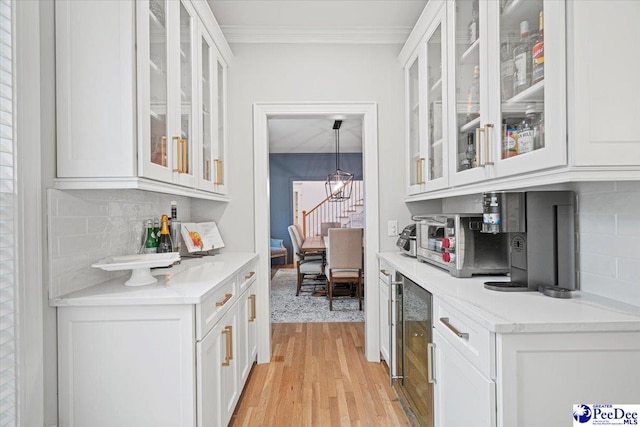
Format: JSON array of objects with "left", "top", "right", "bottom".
[
  {"left": 447, "top": 0, "right": 566, "bottom": 187},
  {"left": 406, "top": 1, "right": 447, "bottom": 195},
  {"left": 138, "top": 0, "right": 198, "bottom": 187},
  {"left": 198, "top": 27, "right": 228, "bottom": 194}
]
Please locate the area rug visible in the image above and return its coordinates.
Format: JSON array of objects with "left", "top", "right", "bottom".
[{"left": 270, "top": 268, "right": 365, "bottom": 323}]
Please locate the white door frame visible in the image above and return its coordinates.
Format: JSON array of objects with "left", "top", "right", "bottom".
[{"left": 253, "top": 102, "right": 380, "bottom": 363}]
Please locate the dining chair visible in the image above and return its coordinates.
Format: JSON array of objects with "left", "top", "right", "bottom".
[
  {"left": 326, "top": 228, "right": 363, "bottom": 310},
  {"left": 288, "top": 225, "right": 325, "bottom": 296},
  {"left": 320, "top": 221, "right": 341, "bottom": 237}
]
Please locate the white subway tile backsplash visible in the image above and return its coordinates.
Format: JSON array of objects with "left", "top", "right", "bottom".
[
  {"left": 618, "top": 258, "right": 640, "bottom": 284},
  {"left": 577, "top": 214, "right": 616, "bottom": 235},
  {"left": 580, "top": 272, "right": 640, "bottom": 308},
  {"left": 615, "top": 182, "right": 640, "bottom": 193},
  {"left": 572, "top": 181, "right": 616, "bottom": 195},
  {"left": 579, "top": 191, "right": 640, "bottom": 216},
  {"left": 47, "top": 189, "right": 194, "bottom": 298},
  {"left": 578, "top": 252, "right": 617, "bottom": 278},
  {"left": 618, "top": 215, "right": 640, "bottom": 237}
]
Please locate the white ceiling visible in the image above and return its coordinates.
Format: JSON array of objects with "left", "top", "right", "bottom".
[{"left": 207, "top": 0, "right": 428, "bottom": 153}]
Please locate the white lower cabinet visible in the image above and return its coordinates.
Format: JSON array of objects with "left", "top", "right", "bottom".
[
  {"left": 433, "top": 328, "right": 496, "bottom": 427},
  {"left": 58, "top": 270, "right": 258, "bottom": 427},
  {"left": 378, "top": 264, "right": 392, "bottom": 364}
]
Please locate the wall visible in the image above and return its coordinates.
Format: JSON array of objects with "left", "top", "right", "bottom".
[
  {"left": 269, "top": 152, "right": 363, "bottom": 262},
  {"left": 222, "top": 43, "right": 413, "bottom": 253}
]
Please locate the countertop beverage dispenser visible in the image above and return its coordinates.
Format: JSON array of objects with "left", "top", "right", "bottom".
[{"left": 481, "top": 191, "right": 576, "bottom": 298}]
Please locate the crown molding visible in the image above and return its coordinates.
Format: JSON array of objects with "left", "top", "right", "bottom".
[{"left": 220, "top": 25, "right": 413, "bottom": 44}]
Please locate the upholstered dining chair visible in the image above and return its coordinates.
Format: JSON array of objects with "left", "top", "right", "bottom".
[
  {"left": 288, "top": 225, "right": 325, "bottom": 296},
  {"left": 326, "top": 228, "right": 363, "bottom": 310},
  {"left": 320, "top": 221, "right": 341, "bottom": 237}
]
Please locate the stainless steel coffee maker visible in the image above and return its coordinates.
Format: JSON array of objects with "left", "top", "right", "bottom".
[{"left": 481, "top": 191, "right": 576, "bottom": 298}]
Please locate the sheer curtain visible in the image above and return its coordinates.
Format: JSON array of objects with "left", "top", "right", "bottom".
[{"left": 0, "top": 0, "right": 16, "bottom": 425}]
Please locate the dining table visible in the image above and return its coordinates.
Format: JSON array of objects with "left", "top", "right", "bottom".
[{"left": 300, "top": 235, "right": 326, "bottom": 254}]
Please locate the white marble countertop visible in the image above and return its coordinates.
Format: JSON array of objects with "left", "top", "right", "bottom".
[
  {"left": 50, "top": 252, "right": 258, "bottom": 307},
  {"left": 379, "top": 251, "right": 640, "bottom": 334}
]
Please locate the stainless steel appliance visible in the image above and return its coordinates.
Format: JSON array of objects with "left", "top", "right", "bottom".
[
  {"left": 396, "top": 224, "right": 417, "bottom": 257},
  {"left": 393, "top": 273, "right": 433, "bottom": 427},
  {"left": 414, "top": 214, "right": 510, "bottom": 278},
  {"left": 482, "top": 191, "right": 576, "bottom": 297}
]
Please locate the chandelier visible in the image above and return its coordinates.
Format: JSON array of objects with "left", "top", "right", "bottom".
[{"left": 325, "top": 120, "right": 353, "bottom": 202}]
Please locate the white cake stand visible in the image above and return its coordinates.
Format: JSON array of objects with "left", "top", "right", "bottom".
[{"left": 92, "top": 253, "right": 181, "bottom": 286}]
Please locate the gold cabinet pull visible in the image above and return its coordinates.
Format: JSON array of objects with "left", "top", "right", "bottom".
[
  {"left": 244, "top": 271, "right": 255, "bottom": 280},
  {"left": 172, "top": 136, "right": 181, "bottom": 172},
  {"left": 205, "top": 159, "right": 211, "bottom": 181},
  {"left": 160, "top": 136, "right": 167, "bottom": 167},
  {"left": 181, "top": 138, "right": 188, "bottom": 173},
  {"left": 380, "top": 269, "right": 389, "bottom": 276},
  {"left": 214, "top": 158, "right": 223, "bottom": 184},
  {"left": 475, "top": 127, "right": 486, "bottom": 167},
  {"left": 221, "top": 325, "right": 233, "bottom": 366},
  {"left": 249, "top": 294, "right": 256, "bottom": 322},
  {"left": 484, "top": 124, "right": 494, "bottom": 166},
  {"left": 440, "top": 317, "right": 469, "bottom": 339},
  {"left": 215, "top": 293, "right": 233, "bottom": 307}
]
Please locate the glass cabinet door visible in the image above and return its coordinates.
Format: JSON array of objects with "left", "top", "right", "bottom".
[
  {"left": 426, "top": 22, "right": 446, "bottom": 186},
  {"left": 453, "top": 0, "right": 483, "bottom": 175},
  {"left": 406, "top": 55, "right": 422, "bottom": 193},
  {"left": 145, "top": 0, "right": 172, "bottom": 181},
  {"left": 200, "top": 32, "right": 214, "bottom": 187},
  {"left": 174, "top": 0, "right": 197, "bottom": 187},
  {"left": 491, "top": 0, "right": 565, "bottom": 177},
  {"left": 214, "top": 56, "right": 227, "bottom": 192}
]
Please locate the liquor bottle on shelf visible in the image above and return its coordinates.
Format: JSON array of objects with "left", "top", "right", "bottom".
[
  {"left": 143, "top": 219, "right": 158, "bottom": 254},
  {"left": 502, "top": 120, "right": 518, "bottom": 159},
  {"left": 533, "top": 110, "right": 545, "bottom": 150},
  {"left": 532, "top": 10, "right": 544, "bottom": 84},
  {"left": 513, "top": 20, "right": 532, "bottom": 95},
  {"left": 500, "top": 33, "right": 515, "bottom": 100},
  {"left": 517, "top": 105, "right": 538, "bottom": 155},
  {"left": 465, "top": 132, "right": 477, "bottom": 168},
  {"left": 468, "top": 1, "right": 479, "bottom": 46},
  {"left": 170, "top": 200, "right": 181, "bottom": 253},
  {"left": 153, "top": 217, "right": 160, "bottom": 242},
  {"left": 465, "top": 65, "right": 480, "bottom": 123},
  {"left": 157, "top": 214, "right": 173, "bottom": 253}
]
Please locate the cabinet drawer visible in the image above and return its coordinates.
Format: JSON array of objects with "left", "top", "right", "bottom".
[
  {"left": 197, "top": 279, "right": 237, "bottom": 340},
  {"left": 433, "top": 298, "right": 494, "bottom": 379},
  {"left": 237, "top": 262, "right": 257, "bottom": 294},
  {"left": 379, "top": 260, "right": 393, "bottom": 284}
]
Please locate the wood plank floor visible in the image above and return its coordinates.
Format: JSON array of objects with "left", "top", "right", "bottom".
[{"left": 230, "top": 322, "right": 412, "bottom": 426}]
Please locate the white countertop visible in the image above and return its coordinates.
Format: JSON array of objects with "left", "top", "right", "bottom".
[
  {"left": 50, "top": 252, "right": 258, "bottom": 307},
  {"left": 379, "top": 251, "right": 640, "bottom": 334}
]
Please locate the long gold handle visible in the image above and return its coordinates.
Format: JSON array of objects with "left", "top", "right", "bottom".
[
  {"left": 205, "top": 159, "right": 210, "bottom": 181},
  {"left": 244, "top": 271, "right": 256, "bottom": 280},
  {"left": 415, "top": 159, "right": 420, "bottom": 185},
  {"left": 215, "top": 293, "right": 233, "bottom": 307},
  {"left": 440, "top": 317, "right": 469, "bottom": 339},
  {"left": 172, "top": 136, "right": 181, "bottom": 172},
  {"left": 181, "top": 138, "right": 188, "bottom": 173},
  {"left": 475, "top": 127, "right": 485, "bottom": 167},
  {"left": 160, "top": 136, "right": 167, "bottom": 167},
  {"left": 214, "top": 159, "right": 223, "bottom": 184},
  {"left": 484, "top": 124, "right": 494, "bottom": 166},
  {"left": 249, "top": 294, "right": 256, "bottom": 322},
  {"left": 221, "top": 325, "right": 232, "bottom": 366}
]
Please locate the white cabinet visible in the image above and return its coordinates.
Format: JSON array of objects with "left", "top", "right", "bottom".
[
  {"left": 568, "top": 0, "right": 640, "bottom": 166},
  {"left": 57, "top": 257, "right": 259, "bottom": 427},
  {"left": 378, "top": 262, "right": 393, "bottom": 365},
  {"left": 433, "top": 298, "right": 496, "bottom": 427},
  {"left": 55, "top": 0, "right": 231, "bottom": 201},
  {"left": 433, "top": 329, "right": 496, "bottom": 427},
  {"left": 405, "top": 0, "right": 449, "bottom": 195}
]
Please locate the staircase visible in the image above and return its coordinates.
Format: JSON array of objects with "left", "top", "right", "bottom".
[{"left": 301, "top": 180, "right": 364, "bottom": 238}]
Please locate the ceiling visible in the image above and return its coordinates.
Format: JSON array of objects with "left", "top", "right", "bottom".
[{"left": 207, "top": 0, "right": 428, "bottom": 153}]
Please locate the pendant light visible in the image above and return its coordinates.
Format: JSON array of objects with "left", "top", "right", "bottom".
[{"left": 325, "top": 120, "right": 353, "bottom": 201}]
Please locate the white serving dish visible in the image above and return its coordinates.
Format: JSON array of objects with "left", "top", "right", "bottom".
[{"left": 92, "top": 252, "right": 180, "bottom": 286}]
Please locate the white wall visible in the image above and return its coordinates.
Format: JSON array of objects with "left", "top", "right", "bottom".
[{"left": 222, "top": 43, "right": 413, "bottom": 252}]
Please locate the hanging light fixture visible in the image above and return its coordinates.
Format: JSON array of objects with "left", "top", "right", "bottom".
[{"left": 325, "top": 120, "right": 353, "bottom": 202}]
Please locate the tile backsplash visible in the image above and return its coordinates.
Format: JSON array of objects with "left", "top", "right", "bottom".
[
  {"left": 47, "top": 189, "right": 192, "bottom": 299},
  {"left": 574, "top": 182, "right": 640, "bottom": 307}
]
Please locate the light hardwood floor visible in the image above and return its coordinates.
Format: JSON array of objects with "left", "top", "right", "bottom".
[{"left": 230, "top": 322, "right": 412, "bottom": 426}]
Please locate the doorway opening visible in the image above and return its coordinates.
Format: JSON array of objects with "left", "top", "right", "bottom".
[{"left": 253, "top": 102, "right": 380, "bottom": 364}]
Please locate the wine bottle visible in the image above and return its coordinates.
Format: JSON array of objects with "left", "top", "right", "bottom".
[
  {"left": 513, "top": 20, "right": 532, "bottom": 95},
  {"left": 532, "top": 10, "right": 544, "bottom": 84},
  {"left": 143, "top": 219, "right": 158, "bottom": 254},
  {"left": 157, "top": 214, "right": 173, "bottom": 253},
  {"left": 170, "top": 200, "right": 181, "bottom": 253}
]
